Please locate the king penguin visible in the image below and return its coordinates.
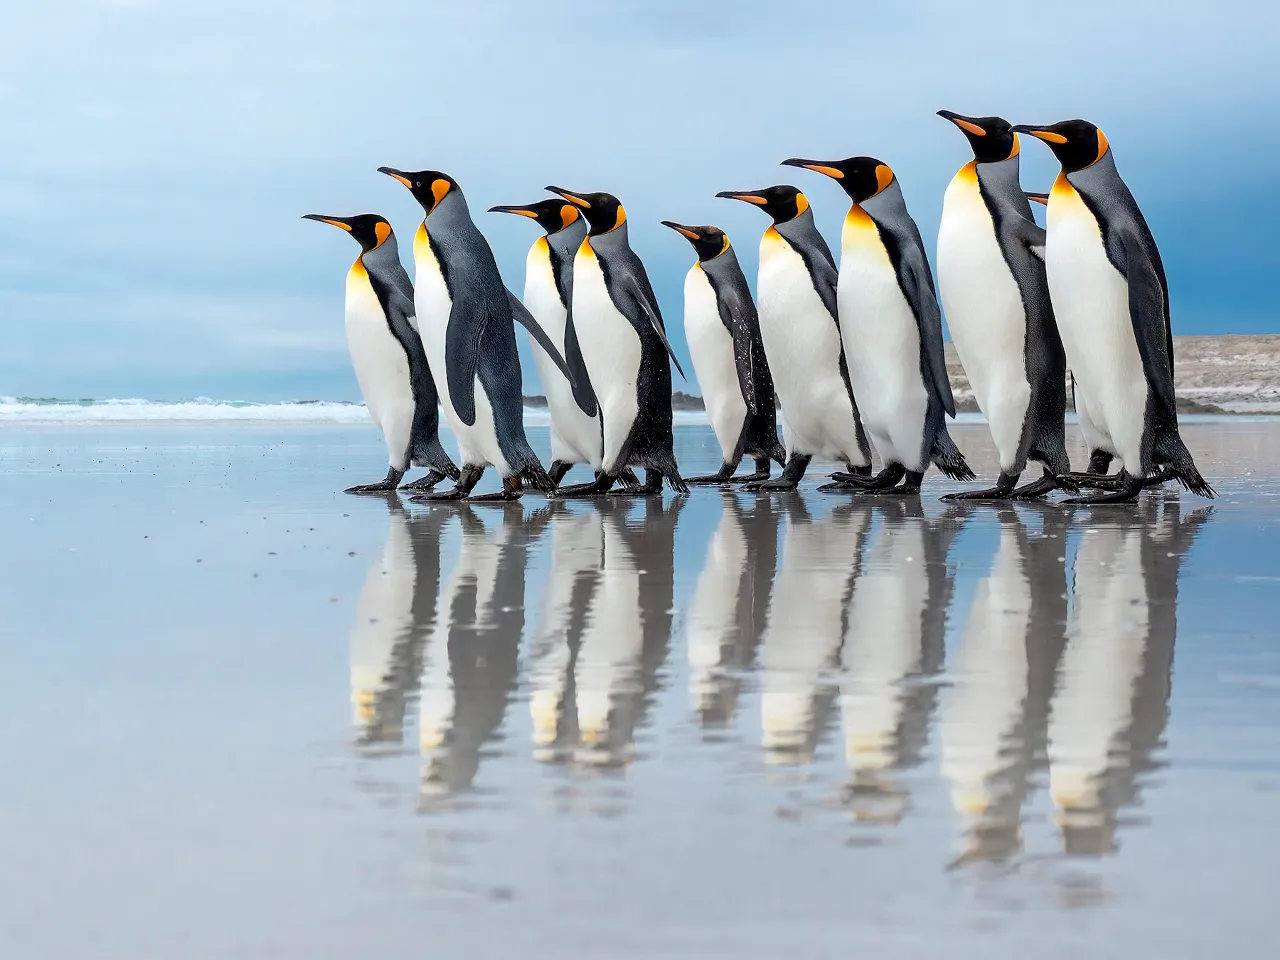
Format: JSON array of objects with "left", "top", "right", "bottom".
[
  {"left": 1012, "top": 120, "right": 1214, "bottom": 502},
  {"left": 661, "top": 221, "right": 786, "bottom": 483},
  {"left": 1027, "top": 189, "right": 1125, "bottom": 483},
  {"left": 378, "top": 168, "right": 574, "bottom": 501},
  {"left": 542, "top": 187, "right": 689, "bottom": 496},
  {"left": 782, "top": 157, "right": 974, "bottom": 495},
  {"left": 934, "top": 111, "right": 1070, "bottom": 500},
  {"left": 489, "top": 199, "right": 620, "bottom": 489},
  {"left": 714, "top": 185, "right": 872, "bottom": 490},
  {"left": 303, "top": 213, "right": 459, "bottom": 493}
]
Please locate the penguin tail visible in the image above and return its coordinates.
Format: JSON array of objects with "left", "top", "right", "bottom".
[
  {"left": 1155, "top": 434, "right": 1217, "bottom": 499},
  {"left": 521, "top": 459, "right": 557, "bottom": 493},
  {"left": 415, "top": 439, "right": 461, "bottom": 480},
  {"left": 931, "top": 430, "right": 976, "bottom": 482}
]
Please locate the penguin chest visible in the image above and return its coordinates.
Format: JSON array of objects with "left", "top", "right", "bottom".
[
  {"left": 836, "top": 214, "right": 926, "bottom": 440},
  {"left": 937, "top": 174, "right": 1029, "bottom": 414},
  {"left": 755, "top": 233, "right": 845, "bottom": 440},
  {"left": 410, "top": 226, "right": 456, "bottom": 411},
  {"left": 524, "top": 245, "right": 599, "bottom": 463},
  {"left": 344, "top": 264, "right": 412, "bottom": 437},
  {"left": 1045, "top": 183, "right": 1146, "bottom": 450},
  {"left": 684, "top": 266, "right": 747, "bottom": 457},
  {"left": 572, "top": 248, "right": 642, "bottom": 415}
]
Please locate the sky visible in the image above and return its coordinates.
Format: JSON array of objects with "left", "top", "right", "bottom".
[{"left": 1, "top": 0, "right": 1278, "bottom": 401}]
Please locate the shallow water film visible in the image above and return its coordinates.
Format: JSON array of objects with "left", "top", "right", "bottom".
[{"left": 2, "top": 421, "right": 1278, "bottom": 957}]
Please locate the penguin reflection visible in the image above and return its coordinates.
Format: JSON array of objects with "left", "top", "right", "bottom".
[
  {"left": 348, "top": 496, "right": 449, "bottom": 747},
  {"left": 573, "top": 496, "right": 683, "bottom": 768},
  {"left": 940, "top": 505, "right": 1071, "bottom": 866},
  {"left": 687, "top": 494, "right": 782, "bottom": 727},
  {"left": 1047, "top": 499, "right": 1208, "bottom": 855},
  {"left": 528, "top": 504, "right": 603, "bottom": 762},
  {"left": 840, "top": 501, "right": 962, "bottom": 822},
  {"left": 417, "top": 505, "right": 550, "bottom": 806},
  {"left": 758, "top": 500, "right": 872, "bottom": 765}
]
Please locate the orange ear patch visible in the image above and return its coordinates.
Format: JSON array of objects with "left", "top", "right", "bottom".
[
  {"left": 1095, "top": 129, "right": 1110, "bottom": 164},
  {"left": 875, "top": 164, "right": 895, "bottom": 194},
  {"left": 793, "top": 192, "right": 810, "bottom": 217},
  {"left": 431, "top": 178, "right": 451, "bottom": 206},
  {"left": 560, "top": 205, "right": 580, "bottom": 229},
  {"left": 1008, "top": 134, "right": 1020, "bottom": 159},
  {"left": 373, "top": 221, "right": 392, "bottom": 247},
  {"left": 612, "top": 204, "right": 627, "bottom": 231}
]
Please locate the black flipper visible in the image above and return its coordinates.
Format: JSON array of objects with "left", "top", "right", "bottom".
[
  {"left": 562, "top": 310, "right": 598, "bottom": 418},
  {"left": 623, "top": 274, "right": 685, "bottom": 379},
  {"left": 507, "top": 288, "right": 573, "bottom": 384},
  {"left": 899, "top": 252, "right": 956, "bottom": 418},
  {"left": 445, "top": 299, "right": 485, "bottom": 427},
  {"left": 1117, "top": 231, "right": 1178, "bottom": 426},
  {"left": 717, "top": 292, "right": 758, "bottom": 417}
]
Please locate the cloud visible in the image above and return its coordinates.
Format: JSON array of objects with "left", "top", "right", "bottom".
[{"left": 0, "top": 0, "right": 1276, "bottom": 398}]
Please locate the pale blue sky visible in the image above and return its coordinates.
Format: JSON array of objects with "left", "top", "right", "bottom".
[{"left": 1, "top": 0, "right": 1276, "bottom": 400}]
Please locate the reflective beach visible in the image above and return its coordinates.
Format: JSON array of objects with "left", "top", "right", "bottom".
[{"left": 2, "top": 421, "right": 1278, "bottom": 957}]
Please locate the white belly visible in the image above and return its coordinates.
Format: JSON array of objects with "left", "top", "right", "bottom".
[
  {"left": 937, "top": 173, "right": 1032, "bottom": 470},
  {"left": 838, "top": 215, "right": 929, "bottom": 470},
  {"left": 572, "top": 245, "right": 641, "bottom": 472},
  {"left": 684, "top": 265, "right": 747, "bottom": 462},
  {"left": 524, "top": 243, "right": 602, "bottom": 468},
  {"left": 349, "top": 506, "right": 416, "bottom": 738},
  {"left": 412, "top": 225, "right": 510, "bottom": 473},
  {"left": 756, "top": 231, "right": 866, "bottom": 465},
  {"left": 1046, "top": 184, "right": 1148, "bottom": 474},
  {"left": 1048, "top": 526, "right": 1147, "bottom": 817},
  {"left": 939, "top": 524, "right": 1031, "bottom": 818},
  {"left": 345, "top": 264, "right": 414, "bottom": 469}
]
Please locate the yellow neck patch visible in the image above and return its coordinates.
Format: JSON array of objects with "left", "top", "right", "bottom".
[
  {"left": 955, "top": 160, "right": 979, "bottom": 184},
  {"left": 763, "top": 225, "right": 782, "bottom": 243},
  {"left": 533, "top": 235, "right": 550, "bottom": 256},
  {"left": 349, "top": 257, "right": 368, "bottom": 279},
  {"left": 1051, "top": 171, "right": 1074, "bottom": 195},
  {"left": 580, "top": 236, "right": 595, "bottom": 257}
]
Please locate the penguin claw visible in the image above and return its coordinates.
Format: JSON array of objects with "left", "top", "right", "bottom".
[
  {"left": 742, "top": 479, "right": 798, "bottom": 492},
  {"left": 345, "top": 481, "right": 400, "bottom": 494},
  {"left": 409, "top": 487, "right": 468, "bottom": 502}
]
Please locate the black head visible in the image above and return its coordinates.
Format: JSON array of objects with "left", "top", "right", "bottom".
[
  {"left": 1011, "top": 119, "right": 1110, "bottom": 173},
  {"left": 937, "top": 110, "right": 1019, "bottom": 163},
  {"left": 780, "top": 157, "right": 895, "bottom": 204},
  {"left": 302, "top": 213, "right": 393, "bottom": 252},
  {"left": 713, "top": 185, "right": 810, "bottom": 224},
  {"left": 377, "top": 167, "right": 459, "bottom": 214},
  {"left": 487, "top": 199, "right": 582, "bottom": 234},
  {"left": 545, "top": 187, "right": 625, "bottom": 235},
  {"left": 661, "top": 221, "right": 730, "bottom": 262}
]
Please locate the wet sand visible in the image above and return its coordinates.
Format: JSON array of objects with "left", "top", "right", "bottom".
[{"left": 2, "top": 421, "right": 1279, "bottom": 958}]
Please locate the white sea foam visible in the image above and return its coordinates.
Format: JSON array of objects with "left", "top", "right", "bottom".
[{"left": 0, "top": 397, "right": 717, "bottom": 425}]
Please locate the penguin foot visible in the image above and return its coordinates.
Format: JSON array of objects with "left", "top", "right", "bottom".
[
  {"left": 686, "top": 474, "right": 735, "bottom": 485},
  {"left": 409, "top": 464, "right": 483, "bottom": 502},
  {"left": 725, "top": 469, "right": 771, "bottom": 484},
  {"left": 548, "top": 460, "right": 573, "bottom": 487},
  {"left": 468, "top": 476, "right": 524, "bottom": 503},
  {"left": 554, "top": 474, "right": 616, "bottom": 498},
  {"left": 1060, "top": 471, "right": 1143, "bottom": 505},
  {"left": 399, "top": 470, "right": 448, "bottom": 492},
  {"left": 345, "top": 466, "right": 406, "bottom": 494},
  {"left": 1009, "top": 471, "right": 1061, "bottom": 500},
  {"left": 742, "top": 478, "right": 798, "bottom": 492},
  {"left": 1058, "top": 471, "right": 1121, "bottom": 491},
  {"left": 940, "top": 471, "right": 1020, "bottom": 502},
  {"left": 830, "top": 463, "right": 906, "bottom": 491}
]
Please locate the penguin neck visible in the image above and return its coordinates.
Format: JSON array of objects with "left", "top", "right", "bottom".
[
  {"left": 423, "top": 189, "right": 473, "bottom": 237},
  {"left": 974, "top": 155, "right": 1024, "bottom": 204},
  {"left": 859, "top": 179, "right": 906, "bottom": 220},
  {"left": 699, "top": 245, "right": 744, "bottom": 284},
  {"left": 1064, "top": 147, "right": 1120, "bottom": 190},
  {"left": 774, "top": 207, "right": 823, "bottom": 248},
  {"left": 587, "top": 220, "right": 630, "bottom": 252},
  {"left": 547, "top": 218, "right": 589, "bottom": 261},
  {"left": 361, "top": 233, "right": 402, "bottom": 278}
]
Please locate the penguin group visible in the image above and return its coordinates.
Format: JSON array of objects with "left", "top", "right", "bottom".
[{"left": 305, "top": 114, "right": 1213, "bottom": 506}]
